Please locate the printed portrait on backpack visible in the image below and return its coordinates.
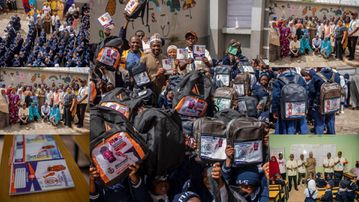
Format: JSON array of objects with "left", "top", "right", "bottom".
[
  {"left": 91, "top": 132, "right": 146, "bottom": 185},
  {"left": 133, "top": 71, "right": 150, "bottom": 86}
]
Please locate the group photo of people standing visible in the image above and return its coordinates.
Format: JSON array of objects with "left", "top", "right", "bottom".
[
  {"left": 0, "top": 67, "right": 89, "bottom": 134},
  {"left": 269, "top": 135, "right": 358, "bottom": 202}
]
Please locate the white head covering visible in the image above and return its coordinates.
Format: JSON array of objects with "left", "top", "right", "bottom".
[
  {"left": 308, "top": 179, "right": 317, "bottom": 192},
  {"left": 167, "top": 45, "right": 177, "bottom": 53}
]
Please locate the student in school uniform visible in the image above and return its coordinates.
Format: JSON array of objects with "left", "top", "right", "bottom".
[
  {"left": 286, "top": 154, "right": 298, "bottom": 191},
  {"left": 308, "top": 67, "right": 340, "bottom": 134},
  {"left": 271, "top": 67, "right": 308, "bottom": 134},
  {"left": 323, "top": 152, "right": 335, "bottom": 180},
  {"left": 336, "top": 180, "right": 349, "bottom": 202},
  {"left": 304, "top": 179, "right": 318, "bottom": 202},
  {"left": 315, "top": 173, "right": 327, "bottom": 188},
  {"left": 320, "top": 182, "right": 333, "bottom": 202}
]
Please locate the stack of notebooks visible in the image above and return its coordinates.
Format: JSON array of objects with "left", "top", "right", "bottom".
[{"left": 9, "top": 135, "right": 74, "bottom": 195}]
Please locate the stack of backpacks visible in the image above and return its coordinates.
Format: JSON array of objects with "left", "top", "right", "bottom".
[{"left": 90, "top": 65, "right": 268, "bottom": 186}]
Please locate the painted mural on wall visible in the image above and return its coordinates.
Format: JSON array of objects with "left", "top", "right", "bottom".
[
  {"left": 0, "top": 69, "right": 88, "bottom": 86},
  {"left": 269, "top": 2, "right": 358, "bottom": 20},
  {"left": 90, "top": 0, "right": 206, "bottom": 44}
]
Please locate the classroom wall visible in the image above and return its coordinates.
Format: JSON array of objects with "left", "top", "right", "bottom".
[
  {"left": 0, "top": 67, "right": 89, "bottom": 86},
  {"left": 269, "top": 1, "right": 359, "bottom": 20},
  {"left": 270, "top": 135, "right": 359, "bottom": 173},
  {"left": 89, "top": 0, "right": 209, "bottom": 50}
]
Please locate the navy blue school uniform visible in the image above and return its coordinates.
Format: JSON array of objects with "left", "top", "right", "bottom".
[
  {"left": 332, "top": 178, "right": 341, "bottom": 187},
  {"left": 222, "top": 164, "right": 268, "bottom": 202},
  {"left": 315, "top": 178, "right": 327, "bottom": 188},
  {"left": 320, "top": 189, "right": 333, "bottom": 202},
  {"left": 336, "top": 189, "right": 348, "bottom": 202},
  {"left": 90, "top": 177, "right": 150, "bottom": 202},
  {"left": 308, "top": 68, "right": 340, "bottom": 134},
  {"left": 271, "top": 70, "right": 309, "bottom": 134},
  {"left": 347, "top": 181, "right": 358, "bottom": 202}
]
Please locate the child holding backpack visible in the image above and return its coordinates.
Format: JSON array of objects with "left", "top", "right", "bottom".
[
  {"left": 89, "top": 163, "right": 150, "bottom": 202},
  {"left": 304, "top": 179, "right": 318, "bottom": 202},
  {"left": 221, "top": 145, "right": 269, "bottom": 202}
]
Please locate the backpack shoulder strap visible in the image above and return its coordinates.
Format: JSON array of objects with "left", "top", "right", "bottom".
[
  {"left": 278, "top": 76, "right": 290, "bottom": 85},
  {"left": 317, "top": 72, "right": 328, "bottom": 83},
  {"left": 330, "top": 71, "right": 336, "bottom": 82},
  {"left": 308, "top": 190, "right": 313, "bottom": 198},
  {"left": 292, "top": 74, "right": 300, "bottom": 84}
]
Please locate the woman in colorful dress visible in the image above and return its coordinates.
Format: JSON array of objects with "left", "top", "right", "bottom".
[
  {"left": 279, "top": 20, "right": 291, "bottom": 57},
  {"left": 8, "top": 88, "right": 20, "bottom": 124}
]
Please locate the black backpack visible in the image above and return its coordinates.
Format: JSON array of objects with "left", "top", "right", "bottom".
[
  {"left": 279, "top": 74, "right": 307, "bottom": 120},
  {"left": 94, "top": 36, "right": 123, "bottom": 70},
  {"left": 226, "top": 117, "right": 265, "bottom": 166},
  {"left": 237, "top": 96, "right": 259, "bottom": 118},
  {"left": 99, "top": 87, "right": 143, "bottom": 121},
  {"left": 193, "top": 117, "right": 227, "bottom": 163},
  {"left": 90, "top": 106, "right": 148, "bottom": 186},
  {"left": 124, "top": 0, "right": 150, "bottom": 32},
  {"left": 213, "top": 65, "right": 232, "bottom": 88},
  {"left": 214, "top": 109, "right": 243, "bottom": 124},
  {"left": 133, "top": 108, "right": 185, "bottom": 178},
  {"left": 173, "top": 70, "right": 213, "bottom": 117},
  {"left": 130, "top": 62, "right": 151, "bottom": 87},
  {"left": 213, "top": 87, "right": 237, "bottom": 112}
]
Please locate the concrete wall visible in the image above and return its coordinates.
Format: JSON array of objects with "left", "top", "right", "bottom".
[
  {"left": 270, "top": 1, "right": 359, "bottom": 20},
  {"left": 89, "top": 0, "right": 209, "bottom": 49},
  {"left": 0, "top": 67, "right": 89, "bottom": 87}
]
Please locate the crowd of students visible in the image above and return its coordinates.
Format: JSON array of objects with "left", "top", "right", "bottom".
[
  {"left": 269, "top": 152, "right": 358, "bottom": 201},
  {"left": 0, "top": 2, "right": 91, "bottom": 67},
  {"left": 0, "top": 79, "right": 88, "bottom": 130},
  {"left": 88, "top": 13, "right": 275, "bottom": 201},
  {"left": 269, "top": 11, "right": 359, "bottom": 61}
]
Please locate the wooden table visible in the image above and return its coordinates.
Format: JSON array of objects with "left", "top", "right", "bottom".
[
  {"left": 0, "top": 136, "right": 88, "bottom": 202},
  {"left": 343, "top": 172, "right": 357, "bottom": 181},
  {"left": 269, "top": 190, "right": 279, "bottom": 202},
  {"left": 72, "top": 134, "right": 90, "bottom": 162},
  {"left": 317, "top": 190, "right": 325, "bottom": 199}
]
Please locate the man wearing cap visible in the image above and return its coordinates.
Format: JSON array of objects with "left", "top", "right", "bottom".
[
  {"left": 348, "top": 12, "right": 359, "bottom": 60},
  {"left": 334, "top": 151, "right": 348, "bottom": 180},
  {"left": 184, "top": 31, "right": 212, "bottom": 73},
  {"left": 286, "top": 154, "right": 298, "bottom": 191}
]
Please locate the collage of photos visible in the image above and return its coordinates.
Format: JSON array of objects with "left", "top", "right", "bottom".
[
  {"left": 0, "top": 0, "right": 358, "bottom": 202},
  {"left": 0, "top": 0, "right": 90, "bottom": 202}
]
